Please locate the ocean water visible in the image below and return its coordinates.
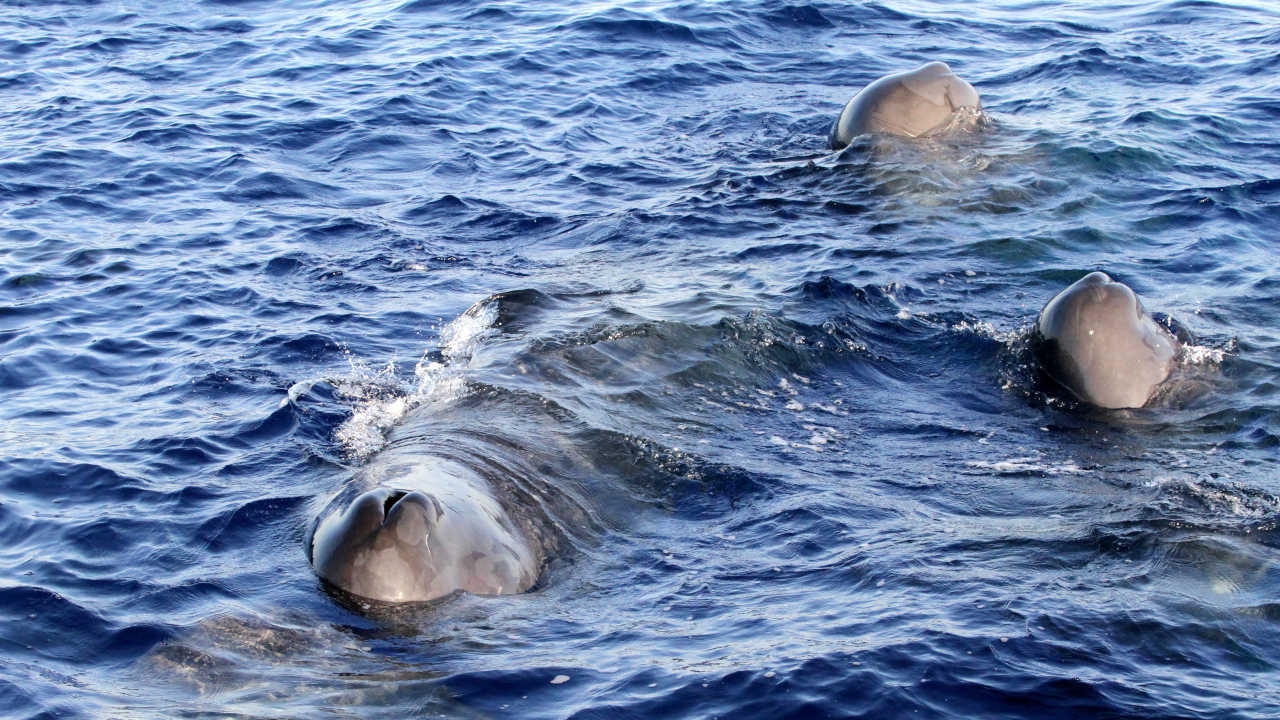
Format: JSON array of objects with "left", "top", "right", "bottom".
[{"left": 1, "top": 0, "right": 1278, "bottom": 717}]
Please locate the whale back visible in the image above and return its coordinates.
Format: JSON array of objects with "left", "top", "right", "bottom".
[
  {"left": 829, "top": 61, "right": 981, "bottom": 149},
  {"left": 1034, "top": 272, "right": 1179, "bottom": 409},
  {"left": 310, "top": 456, "right": 541, "bottom": 603}
]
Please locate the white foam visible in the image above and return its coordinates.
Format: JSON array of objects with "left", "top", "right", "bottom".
[
  {"left": 810, "top": 403, "right": 846, "bottom": 416},
  {"left": 1143, "top": 475, "right": 1279, "bottom": 519},
  {"left": 1179, "top": 342, "right": 1227, "bottom": 365},
  {"left": 333, "top": 387, "right": 408, "bottom": 458},
  {"left": 333, "top": 300, "right": 497, "bottom": 459},
  {"left": 949, "top": 319, "right": 1019, "bottom": 344},
  {"left": 966, "top": 457, "right": 1086, "bottom": 475}
]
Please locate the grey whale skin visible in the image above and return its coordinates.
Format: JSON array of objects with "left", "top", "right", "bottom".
[
  {"left": 309, "top": 454, "right": 543, "bottom": 603},
  {"left": 1033, "top": 272, "right": 1180, "bottom": 409},
  {"left": 828, "top": 61, "right": 981, "bottom": 149}
]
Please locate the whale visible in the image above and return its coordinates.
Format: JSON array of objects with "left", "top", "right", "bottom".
[
  {"left": 829, "top": 61, "right": 982, "bottom": 149},
  {"left": 309, "top": 453, "right": 544, "bottom": 604},
  {"left": 1033, "top": 271, "right": 1180, "bottom": 409}
]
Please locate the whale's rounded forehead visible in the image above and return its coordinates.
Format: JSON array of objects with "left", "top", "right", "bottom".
[
  {"left": 1039, "top": 273, "right": 1143, "bottom": 333},
  {"left": 895, "top": 61, "right": 979, "bottom": 113},
  {"left": 829, "top": 59, "right": 984, "bottom": 148},
  {"left": 1072, "top": 271, "right": 1134, "bottom": 297},
  {"left": 1058, "top": 271, "right": 1143, "bottom": 312},
  {"left": 1033, "top": 271, "right": 1179, "bottom": 409}
]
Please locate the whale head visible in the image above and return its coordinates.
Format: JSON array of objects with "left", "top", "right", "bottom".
[
  {"left": 310, "top": 482, "right": 538, "bottom": 604},
  {"left": 830, "top": 61, "right": 982, "bottom": 149},
  {"left": 1034, "top": 271, "right": 1179, "bottom": 409}
]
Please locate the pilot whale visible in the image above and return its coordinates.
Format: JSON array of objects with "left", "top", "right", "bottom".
[
  {"left": 1033, "top": 271, "right": 1180, "bottom": 409},
  {"left": 829, "top": 61, "right": 982, "bottom": 149},
  {"left": 309, "top": 453, "right": 544, "bottom": 604}
]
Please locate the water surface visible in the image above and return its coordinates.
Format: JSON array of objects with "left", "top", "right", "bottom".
[{"left": 1, "top": 0, "right": 1278, "bottom": 717}]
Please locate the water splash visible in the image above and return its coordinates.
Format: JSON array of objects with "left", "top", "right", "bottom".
[
  {"left": 966, "top": 456, "right": 1088, "bottom": 475},
  {"left": 334, "top": 300, "right": 498, "bottom": 459},
  {"left": 1179, "top": 340, "right": 1231, "bottom": 365}
]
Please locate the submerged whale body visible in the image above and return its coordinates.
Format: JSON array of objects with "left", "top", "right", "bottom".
[
  {"left": 310, "top": 454, "right": 543, "bottom": 603},
  {"left": 829, "top": 61, "right": 982, "bottom": 149},
  {"left": 1033, "top": 271, "right": 1180, "bottom": 409}
]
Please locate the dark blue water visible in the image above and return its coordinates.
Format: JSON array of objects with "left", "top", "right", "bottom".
[{"left": 2, "top": 0, "right": 1278, "bottom": 717}]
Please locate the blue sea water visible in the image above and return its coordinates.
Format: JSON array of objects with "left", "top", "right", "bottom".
[{"left": 1, "top": 0, "right": 1278, "bottom": 717}]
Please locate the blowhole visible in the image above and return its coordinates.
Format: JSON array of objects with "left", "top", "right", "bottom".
[{"left": 383, "top": 490, "right": 408, "bottom": 516}]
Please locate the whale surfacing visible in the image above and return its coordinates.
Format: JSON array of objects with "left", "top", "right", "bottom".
[
  {"left": 310, "top": 455, "right": 542, "bottom": 604},
  {"left": 829, "top": 61, "right": 982, "bottom": 149},
  {"left": 1033, "top": 271, "right": 1179, "bottom": 409}
]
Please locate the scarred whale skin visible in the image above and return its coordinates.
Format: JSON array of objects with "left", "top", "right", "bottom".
[
  {"left": 310, "top": 455, "right": 541, "bottom": 603},
  {"left": 1033, "top": 271, "right": 1180, "bottom": 409},
  {"left": 829, "top": 61, "right": 982, "bottom": 149}
]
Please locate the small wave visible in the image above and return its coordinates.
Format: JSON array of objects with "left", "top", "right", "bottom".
[{"left": 557, "top": 13, "right": 702, "bottom": 46}]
